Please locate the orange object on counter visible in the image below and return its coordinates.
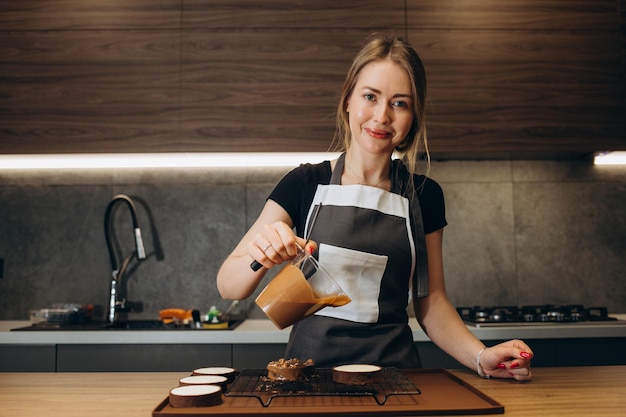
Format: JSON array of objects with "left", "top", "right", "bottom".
[{"left": 159, "top": 308, "right": 192, "bottom": 324}]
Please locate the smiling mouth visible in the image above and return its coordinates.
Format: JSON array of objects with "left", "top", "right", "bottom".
[{"left": 365, "top": 128, "right": 392, "bottom": 139}]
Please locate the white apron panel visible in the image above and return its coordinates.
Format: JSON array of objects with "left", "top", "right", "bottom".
[
  {"left": 309, "top": 184, "right": 410, "bottom": 219},
  {"left": 314, "top": 243, "right": 388, "bottom": 323}
]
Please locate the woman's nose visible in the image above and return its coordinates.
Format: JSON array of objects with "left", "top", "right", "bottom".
[{"left": 374, "top": 103, "right": 391, "bottom": 124}]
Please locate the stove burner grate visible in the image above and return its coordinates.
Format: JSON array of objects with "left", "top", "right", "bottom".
[{"left": 457, "top": 305, "right": 617, "bottom": 325}]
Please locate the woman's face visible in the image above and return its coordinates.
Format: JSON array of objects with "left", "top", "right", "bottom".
[{"left": 346, "top": 58, "right": 414, "bottom": 156}]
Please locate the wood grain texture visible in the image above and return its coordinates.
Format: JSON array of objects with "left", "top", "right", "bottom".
[
  {"left": 0, "top": 30, "right": 181, "bottom": 153},
  {"left": 407, "top": 0, "right": 618, "bottom": 30},
  {"left": 177, "top": 0, "right": 405, "bottom": 152},
  {"left": 408, "top": 0, "right": 626, "bottom": 155},
  {"left": 620, "top": 0, "right": 626, "bottom": 89},
  {"left": 0, "top": 0, "right": 624, "bottom": 156},
  {"left": 0, "top": 0, "right": 181, "bottom": 30},
  {"left": 0, "top": 367, "right": 624, "bottom": 417},
  {"left": 179, "top": 29, "right": 371, "bottom": 152},
  {"left": 183, "top": 0, "right": 406, "bottom": 30}
]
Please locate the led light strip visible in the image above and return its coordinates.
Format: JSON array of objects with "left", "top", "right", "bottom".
[
  {"left": 4, "top": 151, "right": 621, "bottom": 168},
  {"left": 0, "top": 152, "right": 342, "bottom": 169},
  {"left": 593, "top": 151, "right": 626, "bottom": 166}
]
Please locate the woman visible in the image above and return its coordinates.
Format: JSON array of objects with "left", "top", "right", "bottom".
[{"left": 217, "top": 33, "right": 533, "bottom": 380}]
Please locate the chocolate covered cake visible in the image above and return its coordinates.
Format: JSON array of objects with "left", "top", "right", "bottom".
[{"left": 266, "top": 358, "right": 315, "bottom": 381}]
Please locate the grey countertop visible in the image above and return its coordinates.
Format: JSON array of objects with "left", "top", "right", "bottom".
[{"left": 1, "top": 316, "right": 625, "bottom": 345}]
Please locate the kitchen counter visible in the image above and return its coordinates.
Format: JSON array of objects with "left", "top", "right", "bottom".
[
  {"left": 0, "top": 366, "right": 623, "bottom": 417},
  {"left": 2, "top": 316, "right": 625, "bottom": 344},
  {"left": 2, "top": 318, "right": 625, "bottom": 371}
]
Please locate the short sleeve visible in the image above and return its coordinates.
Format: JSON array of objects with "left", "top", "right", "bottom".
[
  {"left": 267, "top": 161, "right": 331, "bottom": 236},
  {"left": 416, "top": 176, "right": 447, "bottom": 234}
]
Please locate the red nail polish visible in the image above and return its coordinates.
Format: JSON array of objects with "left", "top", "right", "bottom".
[
  {"left": 511, "top": 362, "right": 520, "bottom": 368},
  {"left": 308, "top": 246, "right": 315, "bottom": 255},
  {"left": 497, "top": 363, "right": 506, "bottom": 369},
  {"left": 520, "top": 352, "right": 531, "bottom": 359}
]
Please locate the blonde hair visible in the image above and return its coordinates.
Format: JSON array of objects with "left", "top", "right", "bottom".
[{"left": 331, "top": 33, "right": 429, "bottom": 176}]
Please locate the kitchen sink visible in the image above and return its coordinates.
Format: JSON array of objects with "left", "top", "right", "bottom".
[
  {"left": 104, "top": 320, "right": 188, "bottom": 330},
  {"left": 11, "top": 319, "right": 244, "bottom": 331}
]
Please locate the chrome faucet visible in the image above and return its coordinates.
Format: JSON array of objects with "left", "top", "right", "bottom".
[{"left": 104, "top": 194, "right": 146, "bottom": 324}]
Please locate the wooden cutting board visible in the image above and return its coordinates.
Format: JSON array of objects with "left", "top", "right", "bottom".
[{"left": 153, "top": 368, "right": 503, "bottom": 416}]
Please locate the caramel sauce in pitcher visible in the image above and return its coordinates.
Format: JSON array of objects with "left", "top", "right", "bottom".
[{"left": 255, "top": 264, "right": 350, "bottom": 329}]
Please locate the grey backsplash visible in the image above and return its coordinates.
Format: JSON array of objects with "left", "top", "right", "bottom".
[{"left": 1, "top": 160, "right": 625, "bottom": 321}]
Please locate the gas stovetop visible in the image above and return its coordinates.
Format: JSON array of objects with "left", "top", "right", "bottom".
[{"left": 456, "top": 305, "right": 622, "bottom": 327}]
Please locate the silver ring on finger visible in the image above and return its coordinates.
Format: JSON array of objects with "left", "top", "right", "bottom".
[{"left": 262, "top": 244, "right": 272, "bottom": 252}]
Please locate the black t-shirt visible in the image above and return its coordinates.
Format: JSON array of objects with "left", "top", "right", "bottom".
[{"left": 268, "top": 160, "right": 447, "bottom": 237}]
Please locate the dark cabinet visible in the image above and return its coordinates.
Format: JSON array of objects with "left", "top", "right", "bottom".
[
  {"left": 418, "top": 338, "right": 626, "bottom": 369},
  {"left": 0, "top": 345, "right": 56, "bottom": 372},
  {"left": 56, "top": 344, "right": 230, "bottom": 372},
  {"left": 1, "top": 1, "right": 624, "bottom": 157},
  {"left": 2, "top": 337, "right": 624, "bottom": 372}
]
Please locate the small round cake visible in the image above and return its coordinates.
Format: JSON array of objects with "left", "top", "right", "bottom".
[
  {"left": 192, "top": 366, "right": 236, "bottom": 383},
  {"left": 266, "top": 358, "right": 315, "bottom": 381},
  {"left": 169, "top": 385, "right": 222, "bottom": 408},
  {"left": 179, "top": 375, "right": 228, "bottom": 390},
  {"left": 332, "top": 364, "right": 382, "bottom": 385}
]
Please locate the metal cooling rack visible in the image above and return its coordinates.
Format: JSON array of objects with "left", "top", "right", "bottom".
[{"left": 224, "top": 368, "right": 421, "bottom": 407}]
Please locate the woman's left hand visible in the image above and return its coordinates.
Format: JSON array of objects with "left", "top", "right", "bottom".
[{"left": 480, "top": 339, "right": 533, "bottom": 381}]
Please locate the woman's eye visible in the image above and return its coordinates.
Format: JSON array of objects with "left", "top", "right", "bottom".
[
  {"left": 393, "top": 100, "right": 409, "bottom": 108},
  {"left": 364, "top": 93, "right": 376, "bottom": 101}
]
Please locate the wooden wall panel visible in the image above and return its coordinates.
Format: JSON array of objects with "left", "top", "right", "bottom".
[
  {"left": 0, "top": 31, "right": 181, "bottom": 153},
  {"left": 0, "top": 0, "right": 182, "bottom": 153},
  {"left": 407, "top": 0, "right": 617, "bottom": 30},
  {"left": 179, "top": 29, "right": 378, "bottom": 152},
  {"left": 183, "top": 0, "right": 406, "bottom": 30},
  {"left": 179, "top": 0, "right": 405, "bottom": 152},
  {"left": 0, "top": 0, "right": 180, "bottom": 30},
  {"left": 0, "top": 0, "right": 624, "bottom": 157},
  {"left": 621, "top": 0, "right": 626, "bottom": 81},
  {"left": 407, "top": 0, "right": 626, "bottom": 157}
]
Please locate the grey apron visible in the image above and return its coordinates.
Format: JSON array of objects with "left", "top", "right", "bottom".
[{"left": 285, "top": 153, "right": 429, "bottom": 368}]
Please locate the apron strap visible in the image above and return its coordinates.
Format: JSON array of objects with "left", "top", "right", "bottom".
[
  {"left": 330, "top": 153, "right": 345, "bottom": 185},
  {"left": 393, "top": 160, "right": 429, "bottom": 300},
  {"left": 404, "top": 169, "right": 430, "bottom": 300}
]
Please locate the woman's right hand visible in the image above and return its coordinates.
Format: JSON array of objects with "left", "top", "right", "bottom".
[
  {"left": 218, "top": 200, "right": 314, "bottom": 300},
  {"left": 248, "top": 221, "right": 310, "bottom": 270}
]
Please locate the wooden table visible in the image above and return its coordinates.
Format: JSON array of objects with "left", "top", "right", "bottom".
[{"left": 0, "top": 366, "right": 624, "bottom": 417}]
